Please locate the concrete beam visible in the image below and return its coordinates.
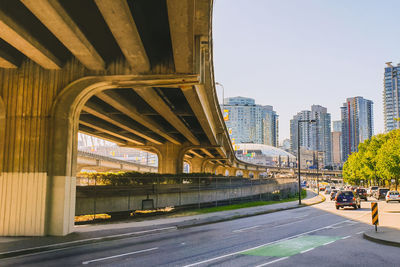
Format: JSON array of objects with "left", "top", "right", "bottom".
[
  {"left": 133, "top": 87, "right": 200, "bottom": 145},
  {"left": 96, "top": 91, "right": 181, "bottom": 145},
  {"left": 79, "top": 120, "right": 145, "bottom": 145},
  {"left": 0, "top": 9, "right": 61, "bottom": 69},
  {"left": 200, "top": 148, "right": 214, "bottom": 158},
  {"left": 0, "top": 51, "right": 17, "bottom": 68},
  {"left": 21, "top": 0, "right": 105, "bottom": 70},
  {"left": 188, "top": 149, "right": 203, "bottom": 158},
  {"left": 82, "top": 103, "right": 163, "bottom": 145},
  {"left": 78, "top": 129, "right": 127, "bottom": 146},
  {"left": 167, "top": 0, "right": 194, "bottom": 73},
  {"left": 181, "top": 85, "right": 217, "bottom": 145},
  {"left": 95, "top": 0, "right": 150, "bottom": 73}
]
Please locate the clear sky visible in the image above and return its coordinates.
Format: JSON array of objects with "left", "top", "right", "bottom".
[{"left": 213, "top": 0, "right": 400, "bottom": 142}]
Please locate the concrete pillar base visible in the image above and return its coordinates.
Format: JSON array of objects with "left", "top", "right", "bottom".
[{"left": 0, "top": 173, "right": 47, "bottom": 236}]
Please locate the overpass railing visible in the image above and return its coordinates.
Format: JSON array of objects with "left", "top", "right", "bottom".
[{"left": 75, "top": 176, "right": 297, "bottom": 217}]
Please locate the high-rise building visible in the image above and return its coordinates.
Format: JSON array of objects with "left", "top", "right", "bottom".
[
  {"left": 222, "top": 96, "right": 279, "bottom": 146},
  {"left": 331, "top": 120, "right": 342, "bottom": 167},
  {"left": 333, "top": 120, "right": 342, "bottom": 132},
  {"left": 290, "top": 105, "right": 332, "bottom": 166},
  {"left": 341, "top": 96, "right": 374, "bottom": 162},
  {"left": 383, "top": 62, "right": 400, "bottom": 132},
  {"left": 311, "top": 105, "right": 332, "bottom": 166},
  {"left": 290, "top": 110, "right": 312, "bottom": 152}
]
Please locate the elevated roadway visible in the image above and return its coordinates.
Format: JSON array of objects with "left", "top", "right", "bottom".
[{"left": 0, "top": 0, "right": 340, "bottom": 236}]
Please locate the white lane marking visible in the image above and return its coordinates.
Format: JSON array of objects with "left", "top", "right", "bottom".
[
  {"left": 323, "top": 241, "right": 335, "bottom": 246},
  {"left": 0, "top": 226, "right": 175, "bottom": 258},
  {"left": 82, "top": 247, "right": 158, "bottom": 265},
  {"left": 342, "top": 235, "right": 351, "bottom": 239},
  {"left": 233, "top": 225, "right": 260, "bottom": 233},
  {"left": 356, "top": 231, "right": 364, "bottom": 235},
  {"left": 300, "top": 248, "right": 314, "bottom": 254},
  {"left": 254, "top": 257, "right": 289, "bottom": 267},
  {"left": 183, "top": 220, "right": 348, "bottom": 267}
]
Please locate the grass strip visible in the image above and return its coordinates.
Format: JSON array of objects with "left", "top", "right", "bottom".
[{"left": 172, "top": 189, "right": 307, "bottom": 216}]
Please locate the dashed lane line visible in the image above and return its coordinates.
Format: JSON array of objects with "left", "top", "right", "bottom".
[
  {"left": 233, "top": 225, "right": 261, "bottom": 233},
  {"left": 82, "top": 247, "right": 158, "bottom": 265},
  {"left": 254, "top": 257, "right": 289, "bottom": 267}
]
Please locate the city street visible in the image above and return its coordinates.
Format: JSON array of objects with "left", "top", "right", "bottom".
[{"left": 1, "top": 196, "right": 399, "bottom": 266}]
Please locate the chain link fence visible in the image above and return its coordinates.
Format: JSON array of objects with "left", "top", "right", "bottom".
[{"left": 76, "top": 176, "right": 297, "bottom": 218}]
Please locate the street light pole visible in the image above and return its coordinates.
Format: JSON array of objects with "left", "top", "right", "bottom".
[
  {"left": 297, "top": 119, "right": 316, "bottom": 205},
  {"left": 215, "top": 82, "right": 225, "bottom": 108}
]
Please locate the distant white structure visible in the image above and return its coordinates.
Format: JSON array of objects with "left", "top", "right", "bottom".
[{"left": 235, "top": 143, "right": 296, "bottom": 167}]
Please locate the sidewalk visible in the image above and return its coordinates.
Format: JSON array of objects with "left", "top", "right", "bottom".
[
  {"left": 364, "top": 227, "right": 400, "bottom": 247},
  {"left": 0, "top": 189, "right": 324, "bottom": 259}
]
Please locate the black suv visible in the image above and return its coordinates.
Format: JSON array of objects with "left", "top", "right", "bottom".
[
  {"left": 335, "top": 191, "right": 361, "bottom": 210},
  {"left": 374, "top": 188, "right": 389, "bottom": 200},
  {"left": 354, "top": 188, "right": 367, "bottom": 201}
]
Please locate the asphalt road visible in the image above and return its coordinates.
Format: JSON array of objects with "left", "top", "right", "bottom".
[{"left": 1, "top": 197, "right": 399, "bottom": 267}]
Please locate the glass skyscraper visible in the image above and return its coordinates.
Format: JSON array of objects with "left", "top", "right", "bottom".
[
  {"left": 222, "top": 97, "right": 279, "bottom": 147},
  {"left": 341, "top": 96, "right": 373, "bottom": 162},
  {"left": 290, "top": 105, "right": 332, "bottom": 166},
  {"left": 383, "top": 62, "right": 400, "bottom": 132}
]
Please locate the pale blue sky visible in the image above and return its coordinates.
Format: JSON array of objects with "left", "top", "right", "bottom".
[{"left": 213, "top": 0, "right": 400, "bottom": 142}]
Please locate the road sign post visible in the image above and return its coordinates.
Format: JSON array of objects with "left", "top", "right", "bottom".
[{"left": 371, "top": 202, "right": 379, "bottom": 232}]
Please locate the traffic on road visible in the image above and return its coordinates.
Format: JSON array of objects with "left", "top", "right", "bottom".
[{"left": 1, "top": 186, "right": 399, "bottom": 266}]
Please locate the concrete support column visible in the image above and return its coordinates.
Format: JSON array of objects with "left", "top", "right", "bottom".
[
  {"left": 228, "top": 168, "right": 236, "bottom": 177},
  {"left": 215, "top": 165, "right": 224, "bottom": 175},
  {"left": 0, "top": 61, "right": 85, "bottom": 236},
  {"left": 188, "top": 156, "right": 206, "bottom": 173},
  {"left": 242, "top": 170, "right": 250, "bottom": 178},
  {"left": 157, "top": 142, "right": 183, "bottom": 174}
]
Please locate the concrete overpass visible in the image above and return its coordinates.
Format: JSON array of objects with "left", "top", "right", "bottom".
[
  {"left": 0, "top": 0, "right": 271, "bottom": 236},
  {"left": 0, "top": 1, "right": 342, "bottom": 236},
  {"left": 77, "top": 150, "right": 157, "bottom": 173}
]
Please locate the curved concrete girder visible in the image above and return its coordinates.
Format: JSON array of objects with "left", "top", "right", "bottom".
[
  {"left": 48, "top": 74, "right": 198, "bottom": 235},
  {"left": 181, "top": 85, "right": 217, "bottom": 145}
]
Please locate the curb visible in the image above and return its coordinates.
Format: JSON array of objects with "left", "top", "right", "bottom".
[
  {"left": 363, "top": 230, "right": 400, "bottom": 248},
  {"left": 303, "top": 193, "right": 326, "bottom": 206},
  {"left": 0, "top": 194, "right": 324, "bottom": 260}
]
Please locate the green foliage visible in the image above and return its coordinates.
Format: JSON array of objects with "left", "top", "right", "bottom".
[
  {"left": 80, "top": 171, "right": 225, "bottom": 186},
  {"left": 342, "top": 129, "right": 400, "bottom": 186}
]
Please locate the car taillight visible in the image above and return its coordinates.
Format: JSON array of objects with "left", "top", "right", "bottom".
[
  {"left": 335, "top": 196, "right": 337, "bottom": 201},
  {"left": 352, "top": 197, "right": 356, "bottom": 201}
]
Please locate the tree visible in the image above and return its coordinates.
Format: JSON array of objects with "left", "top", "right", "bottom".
[{"left": 376, "top": 131, "right": 400, "bottom": 190}]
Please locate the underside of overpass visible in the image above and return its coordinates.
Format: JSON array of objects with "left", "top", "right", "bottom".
[{"left": 0, "top": 0, "right": 269, "bottom": 237}]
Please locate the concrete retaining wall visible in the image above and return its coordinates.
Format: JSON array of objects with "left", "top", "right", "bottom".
[{"left": 75, "top": 178, "right": 297, "bottom": 215}]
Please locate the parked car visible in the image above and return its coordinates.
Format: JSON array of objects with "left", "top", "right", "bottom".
[
  {"left": 330, "top": 189, "right": 339, "bottom": 201},
  {"left": 367, "top": 186, "right": 379, "bottom": 197},
  {"left": 325, "top": 188, "right": 331, "bottom": 194},
  {"left": 374, "top": 188, "right": 390, "bottom": 200},
  {"left": 335, "top": 191, "right": 361, "bottom": 210},
  {"left": 386, "top": 191, "right": 400, "bottom": 203},
  {"left": 354, "top": 188, "right": 367, "bottom": 201}
]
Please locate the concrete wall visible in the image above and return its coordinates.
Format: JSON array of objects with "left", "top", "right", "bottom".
[{"left": 75, "top": 178, "right": 297, "bottom": 215}]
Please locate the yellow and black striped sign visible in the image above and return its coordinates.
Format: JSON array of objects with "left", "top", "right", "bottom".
[{"left": 371, "top": 202, "right": 379, "bottom": 225}]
